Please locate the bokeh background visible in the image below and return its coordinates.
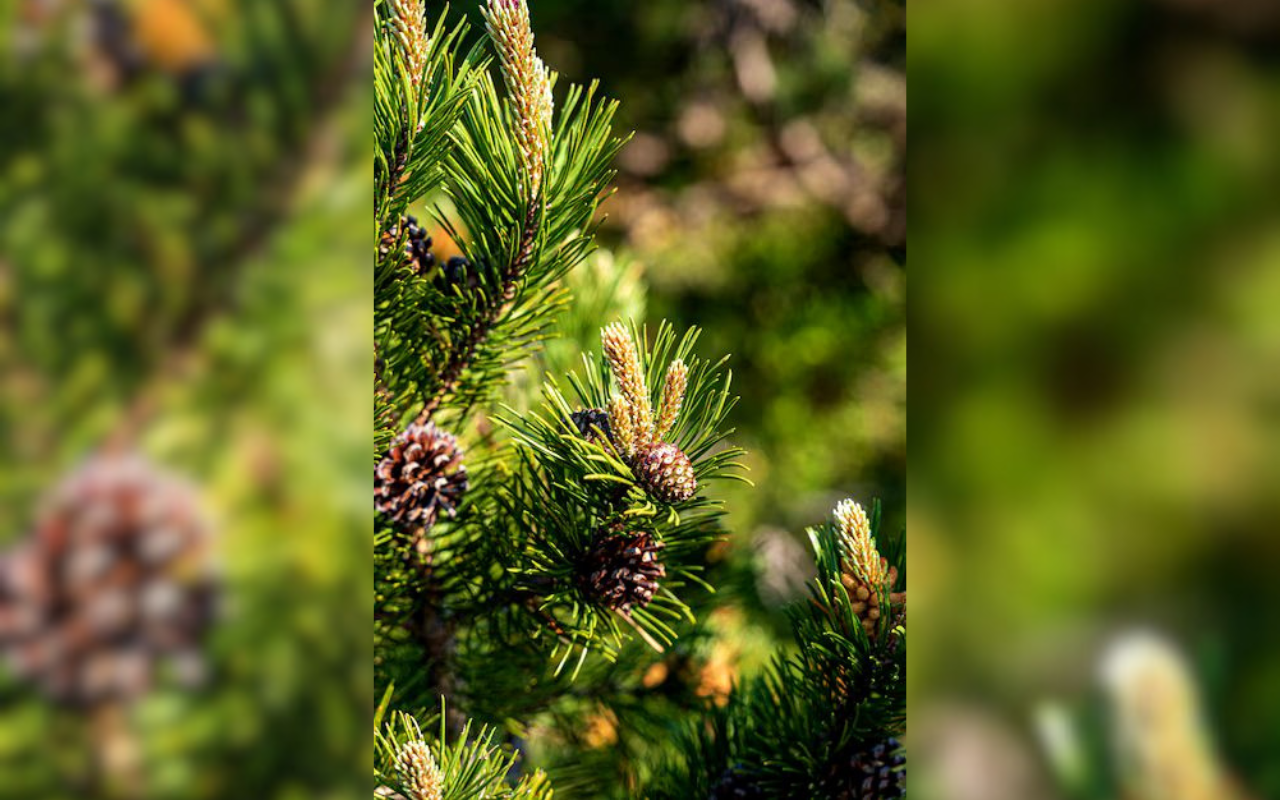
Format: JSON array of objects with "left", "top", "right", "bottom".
[
  {"left": 0, "top": 1, "right": 369, "bottom": 796},
  {"left": 913, "top": 0, "right": 1280, "bottom": 798}
]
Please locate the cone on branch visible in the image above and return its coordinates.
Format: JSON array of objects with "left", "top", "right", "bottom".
[
  {"left": 0, "top": 454, "right": 216, "bottom": 706},
  {"left": 570, "top": 408, "right": 612, "bottom": 445},
  {"left": 381, "top": 215, "right": 436, "bottom": 277},
  {"left": 599, "top": 324, "right": 698, "bottom": 503},
  {"left": 577, "top": 529, "right": 666, "bottom": 612},
  {"left": 824, "top": 736, "right": 906, "bottom": 800},
  {"left": 834, "top": 499, "right": 904, "bottom": 639},
  {"left": 635, "top": 443, "right": 696, "bottom": 504},
  {"left": 375, "top": 422, "right": 468, "bottom": 531}
]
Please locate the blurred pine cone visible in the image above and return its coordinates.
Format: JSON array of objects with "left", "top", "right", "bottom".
[
  {"left": 0, "top": 454, "right": 215, "bottom": 705},
  {"left": 578, "top": 530, "right": 666, "bottom": 611},
  {"left": 374, "top": 422, "right": 468, "bottom": 531},
  {"left": 635, "top": 442, "right": 696, "bottom": 503},
  {"left": 708, "top": 764, "right": 766, "bottom": 800}
]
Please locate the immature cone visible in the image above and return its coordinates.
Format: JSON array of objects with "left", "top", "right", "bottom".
[
  {"left": 825, "top": 737, "right": 906, "bottom": 800},
  {"left": 397, "top": 739, "right": 443, "bottom": 800},
  {"left": 635, "top": 443, "right": 697, "bottom": 503},
  {"left": 570, "top": 408, "right": 612, "bottom": 445},
  {"left": 0, "top": 454, "right": 216, "bottom": 705},
  {"left": 375, "top": 422, "right": 468, "bottom": 530},
  {"left": 578, "top": 530, "right": 666, "bottom": 611},
  {"left": 380, "top": 215, "right": 436, "bottom": 276}
]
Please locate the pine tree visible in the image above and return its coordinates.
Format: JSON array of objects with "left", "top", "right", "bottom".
[{"left": 372, "top": 2, "right": 905, "bottom": 796}]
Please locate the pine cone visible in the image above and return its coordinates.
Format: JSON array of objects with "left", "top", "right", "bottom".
[
  {"left": 635, "top": 443, "right": 696, "bottom": 503},
  {"left": 0, "top": 454, "right": 215, "bottom": 705},
  {"left": 709, "top": 764, "right": 767, "bottom": 800},
  {"left": 570, "top": 408, "right": 612, "bottom": 444},
  {"left": 577, "top": 530, "right": 666, "bottom": 611},
  {"left": 380, "top": 215, "right": 436, "bottom": 276},
  {"left": 825, "top": 737, "right": 905, "bottom": 800},
  {"left": 439, "top": 255, "right": 479, "bottom": 292},
  {"left": 375, "top": 422, "right": 468, "bottom": 530}
]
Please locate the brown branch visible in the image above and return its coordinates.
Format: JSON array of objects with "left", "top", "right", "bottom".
[{"left": 416, "top": 200, "right": 540, "bottom": 423}]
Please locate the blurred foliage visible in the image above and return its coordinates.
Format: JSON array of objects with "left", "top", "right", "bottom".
[
  {"left": 0, "top": 0, "right": 368, "bottom": 795},
  {"left": 912, "top": 0, "right": 1280, "bottom": 797}
]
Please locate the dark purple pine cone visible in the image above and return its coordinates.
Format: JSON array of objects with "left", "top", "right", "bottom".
[
  {"left": 577, "top": 530, "right": 666, "bottom": 612},
  {"left": 708, "top": 764, "right": 767, "bottom": 800},
  {"left": 0, "top": 454, "right": 216, "bottom": 706},
  {"left": 570, "top": 408, "right": 612, "bottom": 444},
  {"left": 380, "top": 215, "right": 435, "bottom": 276},
  {"left": 440, "top": 256, "right": 477, "bottom": 292},
  {"left": 634, "top": 442, "right": 697, "bottom": 503},
  {"left": 826, "top": 737, "right": 905, "bottom": 800},
  {"left": 374, "top": 422, "right": 468, "bottom": 530}
]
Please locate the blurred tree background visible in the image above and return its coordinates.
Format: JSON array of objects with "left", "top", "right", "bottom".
[
  {"left": 912, "top": 1, "right": 1280, "bottom": 798},
  {"left": 0, "top": 1, "right": 369, "bottom": 795}
]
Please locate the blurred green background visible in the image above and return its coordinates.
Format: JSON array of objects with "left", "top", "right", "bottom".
[
  {"left": 0, "top": 1, "right": 369, "bottom": 796},
  {"left": 912, "top": 0, "right": 1280, "bottom": 797}
]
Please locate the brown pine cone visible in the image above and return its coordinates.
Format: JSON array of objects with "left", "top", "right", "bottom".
[
  {"left": 577, "top": 530, "right": 666, "bottom": 612},
  {"left": 375, "top": 422, "right": 468, "bottom": 531},
  {"left": 0, "top": 454, "right": 215, "bottom": 705}
]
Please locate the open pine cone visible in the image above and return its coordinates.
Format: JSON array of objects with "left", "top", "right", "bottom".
[
  {"left": 0, "top": 454, "right": 215, "bottom": 705},
  {"left": 375, "top": 422, "right": 468, "bottom": 531},
  {"left": 577, "top": 530, "right": 666, "bottom": 612}
]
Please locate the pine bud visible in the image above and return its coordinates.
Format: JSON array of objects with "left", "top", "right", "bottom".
[
  {"left": 375, "top": 422, "right": 468, "bottom": 531},
  {"left": 607, "top": 395, "right": 637, "bottom": 459},
  {"left": 397, "top": 739, "right": 443, "bottom": 800},
  {"left": 635, "top": 443, "right": 696, "bottom": 503},
  {"left": 390, "top": 0, "right": 428, "bottom": 90},
  {"left": 578, "top": 530, "right": 666, "bottom": 611},
  {"left": 834, "top": 499, "right": 885, "bottom": 588},
  {"left": 601, "top": 323, "right": 654, "bottom": 452},
  {"left": 483, "top": 0, "right": 554, "bottom": 198},
  {"left": 653, "top": 358, "right": 688, "bottom": 442}
]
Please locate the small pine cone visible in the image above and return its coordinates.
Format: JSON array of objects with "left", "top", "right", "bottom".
[
  {"left": 380, "top": 215, "right": 436, "bottom": 276},
  {"left": 826, "top": 737, "right": 905, "bottom": 800},
  {"left": 635, "top": 443, "right": 696, "bottom": 503},
  {"left": 570, "top": 408, "right": 612, "bottom": 444},
  {"left": 578, "top": 530, "right": 666, "bottom": 612},
  {"left": 375, "top": 422, "right": 468, "bottom": 530},
  {"left": 439, "top": 255, "right": 479, "bottom": 292},
  {"left": 708, "top": 764, "right": 767, "bottom": 800},
  {"left": 0, "top": 454, "right": 216, "bottom": 706}
]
